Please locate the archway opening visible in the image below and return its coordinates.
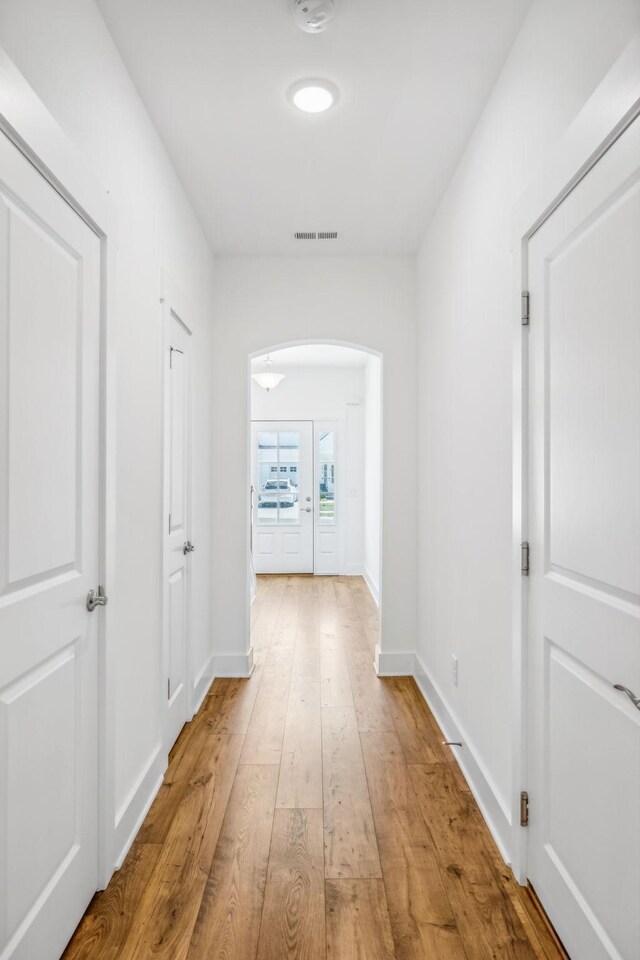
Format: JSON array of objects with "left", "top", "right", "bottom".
[{"left": 247, "top": 341, "right": 382, "bottom": 662}]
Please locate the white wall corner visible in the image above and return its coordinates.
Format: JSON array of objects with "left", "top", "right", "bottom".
[
  {"left": 111, "top": 742, "right": 166, "bottom": 878},
  {"left": 363, "top": 567, "right": 380, "bottom": 606},
  {"left": 211, "top": 646, "right": 255, "bottom": 678},
  {"left": 413, "top": 653, "right": 513, "bottom": 866},
  {"left": 374, "top": 645, "right": 414, "bottom": 676}
]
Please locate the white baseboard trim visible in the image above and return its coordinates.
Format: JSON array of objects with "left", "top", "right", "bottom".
[
  {"left": 363, "top": 567, "right": 380, "bottom": 606},
  {"left": 192, "top": 660, "right": 215, "bottom": 717},
  {"left": 374, "top": 644, "right": 414, "bottom": 676},
  {"left": 112, "top": 741, "right": 166, "bottom": 872},
  {"left": 413, "top": 653, "right": 512, "bottom": 864},
  {"left": 211, "top": 646, "right": 254, "bottom": 678}
]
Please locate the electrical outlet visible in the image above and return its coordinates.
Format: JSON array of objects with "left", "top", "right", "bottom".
[{"left": 451, "top": 654, "right": 459, "bottom": 687}]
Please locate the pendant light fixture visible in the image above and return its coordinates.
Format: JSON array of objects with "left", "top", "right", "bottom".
[{"left": 251, "top": 354, "right": 285, "bottom": 392}]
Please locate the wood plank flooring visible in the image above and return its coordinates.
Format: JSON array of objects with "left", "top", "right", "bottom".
[{"left": 64, "top": 575, "right": 568, "bottom": 960}]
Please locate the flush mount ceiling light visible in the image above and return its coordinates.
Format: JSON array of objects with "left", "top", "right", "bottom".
[
  {"left": 288, "top": 78, "right": 339, "bottom": 114},
  {"left": 252, "top": 355, "right": 286, "bottom": 392},
  {"left": 292, "top": 0, "right": 337, "bottom": 34}
]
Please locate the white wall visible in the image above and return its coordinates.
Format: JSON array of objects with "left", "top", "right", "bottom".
[
  {"left": 0, "top": 0, "right": 217, "bottom": 873},
  {"left": 416, "top": 0, "right": 640, "bottom": 857},
  {"left": 213, "top": 256, "right": 417, "bottom": 671},
  {"left": 363, "top": 356, "right": 382, "bottom": 602},
  {"left": 251, "top": 365, "right": 367, "bottom": 575},
  {"left": 251, "top": 366, "right": 364, "bottom": 421}
]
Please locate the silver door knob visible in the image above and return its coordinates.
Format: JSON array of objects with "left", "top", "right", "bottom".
[
  {"left": 613, "top": 684, "right": 640, "bottom": 711},
  {"left": 183, "top": 540, "right": 195, "bottom": 555},
  {"left": 87, "top": 586, "right": 108, "bottom": 611},
  {"left": 304, "top": 507, "right": 312, "bottom": 512}
]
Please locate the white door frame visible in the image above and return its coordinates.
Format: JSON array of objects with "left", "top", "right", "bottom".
[
  {"left": 511, "top": 35, "right": 640, "bottom": 883},
  {"left": 0, "top": 47, "right": 118, "bottom": 888},
  {"left": 161, "top": 272, "right": 195, "bottom": 743},
  {"left": 246, "top": 342, "right": 383, "bottom": 684}
]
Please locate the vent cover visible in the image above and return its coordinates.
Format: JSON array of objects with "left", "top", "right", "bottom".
[{"left": 294, "top": 231, "right": 339, "bottom": 240}]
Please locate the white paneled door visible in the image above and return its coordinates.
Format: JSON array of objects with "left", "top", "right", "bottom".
[
  {"left": 252, "top": 421, "right": 313, "bottom": 574},
  {"left": 0, "top": 133, "right": 101, "bottom": 959},
  {"left": 527, "top": 115, "right": 640, "bottom": 960},
  {"left": 163, "top": 303, "right": 192, "bottom": 749}
]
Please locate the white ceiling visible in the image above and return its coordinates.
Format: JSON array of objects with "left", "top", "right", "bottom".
[
  {"left": 96, "top": 0, "right": 531, "bottom": 256},
  {"left": 251, "top": 344, "right": 368, "bottom": 369}
]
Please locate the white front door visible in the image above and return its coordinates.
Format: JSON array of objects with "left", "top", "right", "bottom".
[
  {"left": 252, "top": 421, "right": 313, "bottom": 574},
  {"left": 163, "top": 304, "right": 192, "bottom": 749},
  {"left": 0, "top": 132, "right": 101, "bottom": 958},
  {"left": 527, "top": 114, "right": 640, "bottom": 960}
]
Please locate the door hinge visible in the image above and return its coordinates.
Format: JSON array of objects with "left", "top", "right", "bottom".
[
  {"left": 168, "top": 513, "right": 172, "bottom": 534},
  {"left": 521, "top": 290, "right": 530, "bottom": 326},
  {"left": 520, "top": 790, "right": 529, "bottom": 827},
  {"left": 521, "top": 541, "right": 530, "bottom": 576},
  {"left": 167, "top": 678, "right": 171, "bottom": 700}
]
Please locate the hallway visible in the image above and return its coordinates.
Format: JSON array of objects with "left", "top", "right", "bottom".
[{"left": 64, "top": 576, "right": 567, "bottom": 960}]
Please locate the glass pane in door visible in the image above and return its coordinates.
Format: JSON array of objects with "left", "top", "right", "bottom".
[
  {"left": 256, "top": 429, "right": 301, "bottom": 524},
  {"left": 257, "top": 431, "right": 278, "bottom": 523},
  {"left": 277, "top": 430, "right": 300, "bottom": 524},
  {"left": 318, "top": 431, "right": 335, "bottom": 523}
]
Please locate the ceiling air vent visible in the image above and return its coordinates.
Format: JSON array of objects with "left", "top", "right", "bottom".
[{"left": 294, "top": 231, "right": 339, "bottom": 240}]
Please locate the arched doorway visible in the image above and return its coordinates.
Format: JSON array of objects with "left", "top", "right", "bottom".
[{"left": 247, "top": 340, "right": 383, "bottom": 658}]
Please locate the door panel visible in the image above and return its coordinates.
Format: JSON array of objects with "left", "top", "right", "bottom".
[
  {"left": 163, "top": 311, "right": 192, "bottom": 749},
  {"left": 2, "top": 650, "right": 77, "bottom": 927},
  {"left": 545, "top": 643, "right": 639, "bottom": 951},
  {"left": 0, "top": 132, "right": 100, "bottom": 959},
  {"left": 168, "top": 568, "right": 185, "bottom": 698},
  {"left": 528, "top": 115, "right": 640, "bottom": 960},
  {"left": 5, "top": 205, "right": 79, "bottom": 586},
  {"left": 283, "top": 532, "right": 301, "bottom": 553},
  {"left": 548, "top": 179, "right": 640, "bottom": 595},
  {"left": 251, "top": 421, "right": 313, "bottom": 574},
  {"left": 169, "top": 347, "right": 186, "bottom": 534}
]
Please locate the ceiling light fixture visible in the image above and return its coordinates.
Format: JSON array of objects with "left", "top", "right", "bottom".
[
  {"left": 252, "top": 355, "right": 286, "bottom": 392},
  {"left": 288, "top": 78, "right": 339, "bottom": 114}
]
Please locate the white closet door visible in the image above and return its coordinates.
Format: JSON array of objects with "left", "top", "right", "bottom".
[
  {"left": 527, "top": 114, "right": 640, "bottom": 960},
  {"left": 0, "top": 131, "right": 101, "bottom": 959},
  {"left": 163, "top": 306, "right": 192, "bottom": 749}
]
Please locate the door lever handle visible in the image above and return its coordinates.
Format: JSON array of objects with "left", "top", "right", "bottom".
[
  {"left": 87, "top": 586, "right": 108, "bottom": 611},
  {"left": 613, "top": 684, "right": 640, "bottom": 711},
  {"left": 183, "top": 540, "right": 195, "bottom": 555}
]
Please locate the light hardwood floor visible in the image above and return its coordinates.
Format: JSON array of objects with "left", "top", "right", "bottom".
[{"left": 63, "top": 575, "right": 568, "bottom": 960}]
